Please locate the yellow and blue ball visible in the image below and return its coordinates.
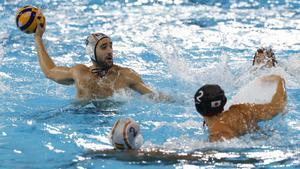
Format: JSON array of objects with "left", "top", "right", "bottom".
[{"left": 16, "top": 6, "right": 45, "bottom": 34}]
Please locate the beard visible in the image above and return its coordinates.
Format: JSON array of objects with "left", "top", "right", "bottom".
[
  {"left": 105, "top": 58, "right": 113, "bottom": 68},
  {"left": 94, "top": 58, "right": 113, "bottom": 70}
]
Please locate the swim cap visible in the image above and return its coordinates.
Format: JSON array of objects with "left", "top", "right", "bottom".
[
  {"left": 85, "top": 33, "right": 109, "bottom": 62},
  {"left": 110, "top": 117, "right": 143, "bottom": 150},
  {"left": 194, "top": 84, "right": 227, "bottom": 117}
]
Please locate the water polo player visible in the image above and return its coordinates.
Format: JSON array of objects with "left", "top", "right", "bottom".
[
  {"left": 194, "top": 74, "right": 286, "bottom": 142},
  {"left": 252, "top": 47, "right": 278, "bottom": 68},
  {"left": 34, "top": 10, "right": 168, "bottom": 101},
  {"left": 89, "top": 117, "right": 206, "bottom": 162}
]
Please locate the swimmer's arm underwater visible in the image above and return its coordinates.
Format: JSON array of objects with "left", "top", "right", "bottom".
[
  {"left": 250, "top": 75, "right": 287, "bottom": 121},
  {"left": 34, "top": 11, "right": 74, "bottom": 85},
  {"left": 87, "top": 148, "right": 204, "bottom": 162}
]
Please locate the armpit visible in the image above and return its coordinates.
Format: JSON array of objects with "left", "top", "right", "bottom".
[{"left": 209, "top": 123, "right": 237, "bottom": 142}]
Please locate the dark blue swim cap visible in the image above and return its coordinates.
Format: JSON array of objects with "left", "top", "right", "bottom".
[{"left": 194, "top": 84, "right": 227, "bottom": 117}]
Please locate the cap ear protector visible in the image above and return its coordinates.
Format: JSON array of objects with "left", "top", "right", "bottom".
[
  {"left": 85, "top": 33, "right": 109, "bottom": 63},
  {"left": 194, "top": 84, "right": 227, "bottom": 117}
]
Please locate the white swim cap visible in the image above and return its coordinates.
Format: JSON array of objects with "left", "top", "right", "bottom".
[
  {"left": 110, "top": 117, "right": 143, "bottom": 150},
  {"left": 85, "top": 33, "right": 109, "bottom": 62}
]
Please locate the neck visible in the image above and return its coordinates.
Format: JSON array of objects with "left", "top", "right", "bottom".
[
  {"left": 91, "top": 62, "right": 113, "bottom": 77},
  {"left": 92, "top": 61, "right": 111, "bottom": 70},
  {"left": 202, "top": 115, "right": 218, "bottom": 127}
]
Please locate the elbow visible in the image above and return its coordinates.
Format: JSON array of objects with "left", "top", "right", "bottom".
[
  {"left": 44, "top": 71, "right": 55, "bottom": 80},
  {"left": 276, "top": 99, "right": 287, "bottom": 112},
  {"left": 44, "top": 70, "right": 58, "bottom": 82},
  {"left": 265, "top": 105, "right": 286, "bottom": 120},
  {"left": 275, "top": 104, "right": 286, "bottom": 114},
  {"left": 44, "top": 72, "right": 51, "bottom": 79}
]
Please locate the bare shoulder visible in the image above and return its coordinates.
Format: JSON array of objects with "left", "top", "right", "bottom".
[
  {"left": 117, "top": 65, "right": 141, "bottom": 78},
  {"left": 71, "top": 64, "right": 90, "bottom": 74},
  {"left": 72, "top": 64, "right": 89, "bottom": 70},
  {"left": 226, "top": 103, "right": 255, "bottom": 116}
]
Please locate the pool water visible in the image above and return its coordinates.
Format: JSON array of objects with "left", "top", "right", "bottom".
[{"left": 0, "top": 0, "right": 300, "bottom": 168}]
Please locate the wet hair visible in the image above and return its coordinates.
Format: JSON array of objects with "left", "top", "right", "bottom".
[
  {"left": 252, "top": 48, "right": 278, "bottom": 67},
  {"left": 194, "top": 84, "right": 227, "bottom": 117}
]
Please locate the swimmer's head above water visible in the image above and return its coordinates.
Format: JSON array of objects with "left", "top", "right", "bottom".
[
  {"left": 194, "top": 84, "right": 227, "bottom": 117},
  {"left": 86, "top": 33, "right": 113, "bottom": 69},
  {"left": 252, "top": 47, "right": 277, "bottom": 68},
  {"left": 110, "top": 117, "right": 144, "bottom": 150}
]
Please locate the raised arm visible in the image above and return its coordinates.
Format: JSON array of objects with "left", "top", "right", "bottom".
[
  {"left": 34, "top": 11, "right": 74, "bottom": 85},
  {"left": 251, "top": 75, "right": 287, "bottom": 121}
]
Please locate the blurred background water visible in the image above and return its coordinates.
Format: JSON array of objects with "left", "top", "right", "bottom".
[{"left": 0, "top": 0, "right": 300, "bottom": 168}]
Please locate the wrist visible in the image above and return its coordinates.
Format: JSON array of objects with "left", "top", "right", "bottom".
[{"left": 34, "top": 35, "right": 43, "bottom": 40}]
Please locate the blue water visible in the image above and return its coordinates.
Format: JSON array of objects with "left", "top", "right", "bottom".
[{"left": 1, "top": 0, "right": 300, "bottom": 168}]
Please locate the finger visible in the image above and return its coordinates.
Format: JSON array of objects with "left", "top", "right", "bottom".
[
  {"left": 36, "top": 10, "right": 45, "bottom": 29},
  {"left": 36, "top": 9, "right": 43, "bottom": 25},
  {"left": 36, "top": 9, "right": 43, "bottom": 17},
  {"left": 36, "top": 17, "right": 42, "bottom": 31},
  {"left": 42, "top": 16, "right": 46, "bottom": 30}
]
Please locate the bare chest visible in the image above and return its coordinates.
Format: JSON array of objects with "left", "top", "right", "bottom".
[{"left": 74, "top": 71, "right": 128, "bottom": 99}]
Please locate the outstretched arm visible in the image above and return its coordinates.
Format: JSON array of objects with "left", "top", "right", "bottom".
[
  {"left": 125, "top": 68, "right": 171, "bottom": 101},
  {"left": 125, "top": 69, "right": 154, "bottom": 94},
  {"left": 252, "top": 75, "right": 287, "bottom": 121},
  {"left": 34, "top": 11, "right": 74, "bottom": 85}
]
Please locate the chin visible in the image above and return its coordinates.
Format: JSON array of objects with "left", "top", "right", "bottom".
[{"left": 106, "top": 62, "right": 113, "bottom": 68}]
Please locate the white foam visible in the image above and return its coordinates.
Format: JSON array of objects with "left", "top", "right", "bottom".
[
  {"left": 110, "top": 89, "right": 134, "bottom": 102},
  {"left": 228, "top": 76, "right": 277, "bottom": 107},
  {"left": 0, "top": 81, "right": 9, "bottom": 92},
  {"left": 75, "top": 138, "right": 113, "bottom": 151},
  {"left": 151, "top": 119, "right": 202, "bottom": 131},
  {"left": 0, "top": 72, "right": 11, "bottom": 79}
]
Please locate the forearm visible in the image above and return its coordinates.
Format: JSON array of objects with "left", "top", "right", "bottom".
[
  {"left": 270, "top": 79, "right": 287, "bottom": 112},
  {"left": 135, "top": 85, "right": 172, "bottom": 102},
  {"left": 254, "top": 78, "right": 287, "bottom": 121},
  {"left": 131, "top": 82, "right": 153, "bottom": 95},
  {"left": 35, "top": 36, "right": 56, "bottom": 76},
  {"left": 261, "top": 75, "right": 286, "bottom": 112}
]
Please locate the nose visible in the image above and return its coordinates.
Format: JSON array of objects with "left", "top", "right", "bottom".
[{"left": 107, "top": 45, "right": 112, "bottom": 53}]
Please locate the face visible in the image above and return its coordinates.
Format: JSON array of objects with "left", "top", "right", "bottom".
[
  {"left": 254, "top": 50, "right": 274, "bottom": 68},
  {"left": 95, "top": 38, "right": 113, "bottom": 68}
]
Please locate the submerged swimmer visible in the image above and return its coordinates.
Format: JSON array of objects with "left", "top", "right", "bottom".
[
  {"left": 252, "top": 47, "right": 277, "bottom": 68},
  {"left": 194, "top": 74, "right": 286, "bottom": 142},
  {"left": 87, "top": 117, "right": 207, "bottom": 162},
  {"left": 34, "top": 12, "right": 168, "bottom": 101}
]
